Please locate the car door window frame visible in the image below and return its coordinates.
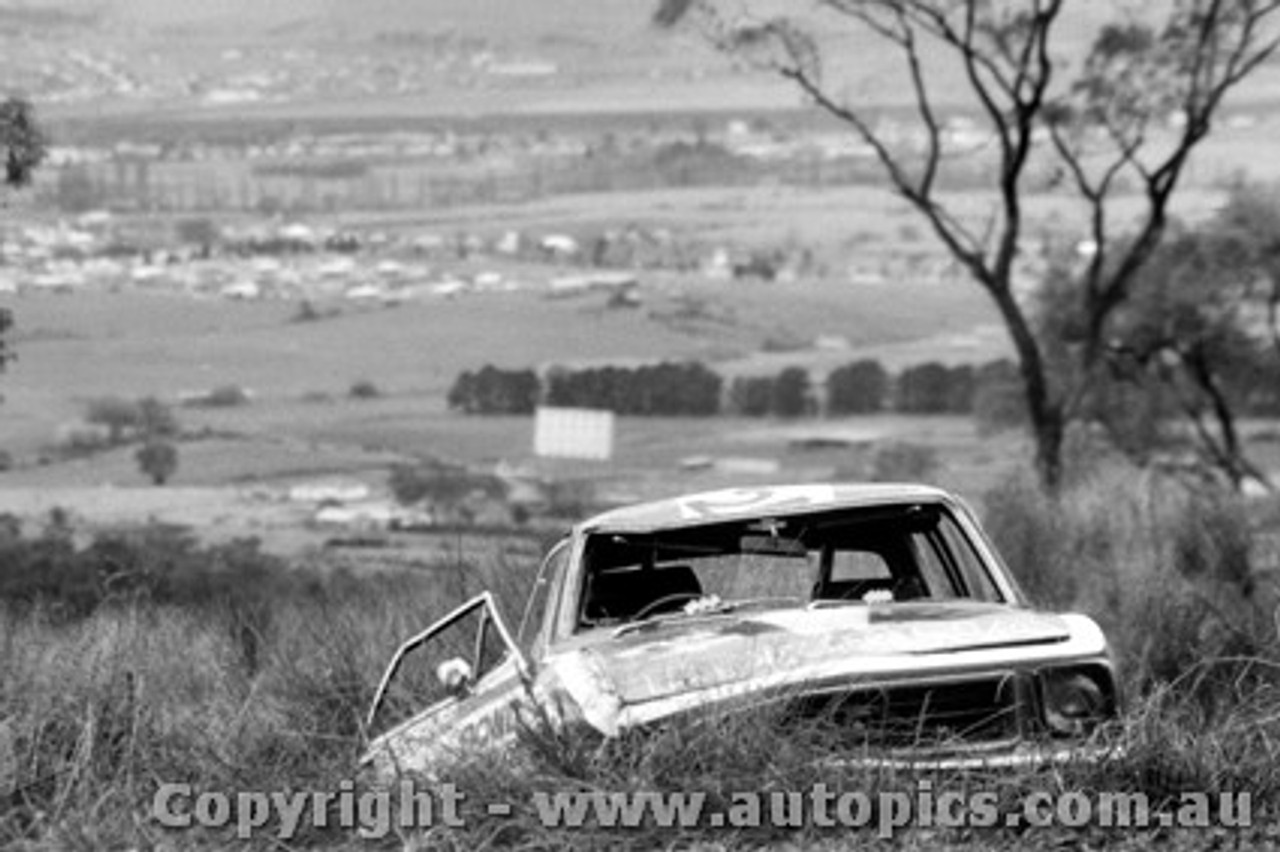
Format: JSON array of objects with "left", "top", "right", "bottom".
[{"left": 366, "top": 591, "right": 530, "bottom": 739}]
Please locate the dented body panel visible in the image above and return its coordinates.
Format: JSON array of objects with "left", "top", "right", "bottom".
[{"left": 362, "top": 484, "right": 1119, "bottom": 779}]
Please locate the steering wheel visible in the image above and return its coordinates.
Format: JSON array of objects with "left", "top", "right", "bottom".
[{"left": 632, "top": 592, "right": 703, "bottom": 621}]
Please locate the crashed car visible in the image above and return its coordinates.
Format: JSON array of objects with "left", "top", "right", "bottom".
[{"left": 361, "top": 484, "right": 1119, "bottom": 779}]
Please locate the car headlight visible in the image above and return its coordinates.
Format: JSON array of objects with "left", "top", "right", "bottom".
[{"left": 1041, "top": 669, "right": 1110, "bottom": 737}]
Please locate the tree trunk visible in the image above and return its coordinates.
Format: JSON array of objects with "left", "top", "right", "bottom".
[
  {"left": 989, "top": 283, "right": 1065, "bottom": 492},
  {"left": 1029, "top": 403, "right": 1065, "bottom": 493}
]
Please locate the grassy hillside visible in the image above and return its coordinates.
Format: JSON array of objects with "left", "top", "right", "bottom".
[{"left": 1, "top": 466, "right": 1278, "bottom": 849}]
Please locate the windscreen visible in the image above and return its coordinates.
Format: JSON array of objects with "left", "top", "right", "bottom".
[{"left": 577, "top": 503, "right": 1003, "bottom": 629}]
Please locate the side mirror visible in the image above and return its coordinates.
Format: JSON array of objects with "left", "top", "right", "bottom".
[{"left": 436, "top": 657, "right": 474, "bottom": 697}]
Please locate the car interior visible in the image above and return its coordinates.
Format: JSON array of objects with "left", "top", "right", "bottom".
[
  {"left": 576, "top": 504, "right": 989, "bottom": 629},
  {"left": 580, "top": 562, "right": 704, "bottom": 623}
]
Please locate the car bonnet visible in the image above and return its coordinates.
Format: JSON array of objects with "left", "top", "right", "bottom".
[{"left": 563, "top": 601, "right": 1075, "bottom": 708}]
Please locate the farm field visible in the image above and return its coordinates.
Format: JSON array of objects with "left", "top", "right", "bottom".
[
  {"left": 3, "top": 169, "right": 1239, "bottom": 426},
  {"left": 3, "top": 166, "right": 1279, "bottom": 551},
  {"left": 0, "top": 273, "right": 997, "bottom": 549},
  {"left": 0, "top": 182, "right": 999, "bottom": 436},
  {"left": 0, "top": 280, "right": 986, "bottom": 418}
]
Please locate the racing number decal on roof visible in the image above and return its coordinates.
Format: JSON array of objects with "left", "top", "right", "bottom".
[{"left": 676, "top": 485, "right": 837, "bottom": 520}]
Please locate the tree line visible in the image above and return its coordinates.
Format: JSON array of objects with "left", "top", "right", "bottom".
[
  {"left": 448, "top": 352, "right": 1280, "bottom": 427},
  {"left": 446, "top": 358, "right": 1011, "bottom": 421}
]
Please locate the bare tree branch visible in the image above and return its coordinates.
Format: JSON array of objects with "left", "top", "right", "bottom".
[{"left": 659, "top": 0, "right": 1280, "bottom": 489}]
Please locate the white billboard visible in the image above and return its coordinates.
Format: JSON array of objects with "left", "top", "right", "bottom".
[{"left": 534, "top": 407, "right": 615, "bottom": 461}]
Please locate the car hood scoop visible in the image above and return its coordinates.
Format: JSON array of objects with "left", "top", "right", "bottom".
[{"left": 581, "top": 602, "right": 1071, "bottom": 705}]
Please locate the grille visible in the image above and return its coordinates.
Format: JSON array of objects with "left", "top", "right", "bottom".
[{"left": 782, "top": 677, "right": 1022, "bottom": 748}]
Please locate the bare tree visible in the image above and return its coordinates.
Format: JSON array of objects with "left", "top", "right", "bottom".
[{"left": 656, "top": 0, "right": 1280, "bottom": 489}]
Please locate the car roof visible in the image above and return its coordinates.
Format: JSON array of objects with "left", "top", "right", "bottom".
[{"left": 578, "top": 482, "right": 954, "bottom": 534}]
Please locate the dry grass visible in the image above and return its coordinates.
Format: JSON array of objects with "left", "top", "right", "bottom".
[
  {"left": 0, "top": 530, "right": 542, "bottom": 849},
  {"left": 3, "top": 468, "right": 1280, "bottom": 848},
  {"left": 981, "top": 462, "right": 1276, "bottom": 700}
]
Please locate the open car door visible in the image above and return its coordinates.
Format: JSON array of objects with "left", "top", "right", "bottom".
[{"left": 362, "top": 592, "right": 534, "bottom": 781}]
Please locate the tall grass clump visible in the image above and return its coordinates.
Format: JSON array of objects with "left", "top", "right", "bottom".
[
  {"left": 422, "top": 688, "right": 1278, "bottom": 850},
  {"left": 1101, "top": 677, "right": 1280, "bottom": 801},
  {"left": 431, "top": 706, "right": 1035, "bottom": 850},
  {"left": 0, "top": 517, "right": 545, "bottom": 849},
  {"left": 981, "top": 463, "right": 1276, "bottom": 703}
]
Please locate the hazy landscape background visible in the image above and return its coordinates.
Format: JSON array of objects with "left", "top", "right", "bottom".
[
  {"left": 2, "top": 0, "right": 1276, "bottom": 548},
  {"left": 4, "top": 2, "right": 1280, "bottom": 848}
]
